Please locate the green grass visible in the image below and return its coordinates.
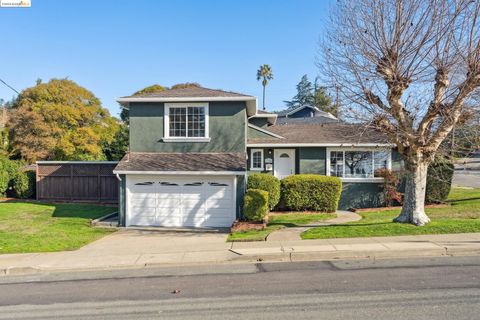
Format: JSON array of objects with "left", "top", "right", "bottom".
[
  {"left": 0, "top": 202, "right": 117, "bottom": 254},
  {"left": 228, "top": 212, "right": 336, "bottom": 242},
  {"left": 302, "top": 187, "right": 480, "bottom": 240}
]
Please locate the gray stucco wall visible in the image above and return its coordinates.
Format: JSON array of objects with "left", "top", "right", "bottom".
[{"left": 129, "top": 101, "right": 246, "bottom": 153}]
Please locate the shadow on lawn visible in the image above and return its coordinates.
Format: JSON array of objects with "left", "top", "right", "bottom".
[
  {"left": 448, "top": 197, "right": 480, "bottom": 203},
  {"left": 1, "top": 199, "right": 117, "bottom": 220}
]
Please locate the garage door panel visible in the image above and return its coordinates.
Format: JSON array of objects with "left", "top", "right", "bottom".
[
  {"left": 130, "top": 197, "right": 156, "bottom": 208},
  {"left": 128, "top": 175, "right": 235, "bottom": 228},
  {"left": 157, "top": 207, "right": 181, "bottom": 217},
  {"left": 203, "top": 217, "right": 234, "bottom": 227},
  {"left": 156, "top": 216, "right": 181, "bottom": 227},
  {"left": 129, "top": 213, "right": 156, "bottom": 226},
  {"left": 157, "top": 198, "right": 181, "bottom": 207},
  {"left": 183, "top": 216, "right": 205, "bottom": 227},
  {"left": 206, "top": 208, "right": 232, "bottom": 217},
  {"left": 206, "top": 199, "right": 231, "bottom": 209},
  {"left": 157, "top": 193, "right": 181, "bottom": 200}
]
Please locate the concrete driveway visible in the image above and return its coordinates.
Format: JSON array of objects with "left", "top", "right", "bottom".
[{"left": 0, "top": 229, "right": 236, "bottom": 274}]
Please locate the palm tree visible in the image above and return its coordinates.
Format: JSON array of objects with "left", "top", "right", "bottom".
[{"left": 256, "top": 64, "right": 273, "bottom": 110}]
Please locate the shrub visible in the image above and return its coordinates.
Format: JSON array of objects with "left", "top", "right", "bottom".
[
  {"left": 425, "top": 160, "right": 454, "bottom": 204},
  {"left": 375, "top": 168, "right": 402, "bottom": 206},
  {"left": 243, "top": 189, "right": 269, "bottom": 222},
  {"left": 13, "top": 169, "right": 35, "bottom": 199},
  {"left": 0, "top": 156, "right": 19, "bottom": 197},
  {"left": 247, "top": 173, "right": 280, "bottom": 210},
  {"left": 281, "top": 174, "right": 342, "bottom": 212}
]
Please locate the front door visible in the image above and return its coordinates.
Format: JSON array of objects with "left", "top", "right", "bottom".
[{"left": 274, "top": 149, "right": 295, "bottom": 179}]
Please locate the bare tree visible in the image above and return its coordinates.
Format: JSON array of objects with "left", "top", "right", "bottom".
[{"left": 320, "top": 0, "right": 480, "bottom": 225}]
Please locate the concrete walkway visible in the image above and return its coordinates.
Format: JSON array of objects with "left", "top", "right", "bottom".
[
  {"left": 1, "top": 230, "right": 480, "bottom": 277},
  {"left": 266, "top": 211, "right": 362, "bottom": 242}
]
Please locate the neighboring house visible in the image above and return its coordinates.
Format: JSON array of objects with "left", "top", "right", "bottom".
[
  {"left": 114, "top": 86, "right": 399, "bottom": 228},
  {"left": 275, "top": 105, "right": 338, "bottom": 125}
]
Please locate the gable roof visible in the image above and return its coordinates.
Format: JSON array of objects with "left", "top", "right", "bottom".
[
  {"left": 277, "top": 105, "right": 337, "bottom": 120},
  {"left": 120, "top": 86, "right": 253, "bottom": 99},
  {"left": 117, "top": 86, "right": 257, "bottom": 116},
  {"left": 247, "top": 122, "right": 392, "bottom": 146}
]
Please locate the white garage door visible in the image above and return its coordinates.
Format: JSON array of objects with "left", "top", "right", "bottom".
[{"left": 126, "top": 175, "right": 236, "bottom": 228}]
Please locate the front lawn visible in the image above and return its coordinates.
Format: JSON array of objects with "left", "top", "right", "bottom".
[
  {"left": 0, "top": 202, "right": 117, "bottom": 254},
  {"left": 228, "top": 212, "right": 336, "bottom": 242},
  {"left": 302, "top": 187, "right": 480, "bottom": 240}
]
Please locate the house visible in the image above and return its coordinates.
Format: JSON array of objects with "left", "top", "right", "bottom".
[
  {"left": 114, "top": 86, "right": 400, "bottom": 228},
  {"left": 275, "top": 105, "right": 338, "bottom": 125}
]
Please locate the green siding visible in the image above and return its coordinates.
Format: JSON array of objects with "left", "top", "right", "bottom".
[
  {"left": 247, "top": 126, "right": 277, "bottom": 139},
  {"left": 245, "top": 147, "right": 404, "bottom": 210},
  {"left": 118, "top": 174, "right": 126, "bottom": 227},
  {"left": 338, "top": 182, "right": 383, "bottom": 210},
  {"left": 236, "top": 175, "right": 246, "bottom": 218},
  {"left": 129, "top": 101, "right": 246, "bottom": 153},
  {"left": 249, "top": 117, "right": 269, "bottom": 128}
]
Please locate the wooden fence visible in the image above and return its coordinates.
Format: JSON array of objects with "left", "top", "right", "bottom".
[{"left": 36, "top": 162, "right": 119, "bottom": 203}]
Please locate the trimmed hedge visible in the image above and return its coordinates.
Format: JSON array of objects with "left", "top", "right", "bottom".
[
  {"left": 281, "top": 174, "right": 342, "bottom": 212},
  {"left": 247, "top": 173, "right": 280, "bottom": 210},
  {"left": 13, "top": 170, "right": 35, "bottom": 199},
  {"left": 425, "top": 160, "right": 454, "bottom": 204},
  {"left": 243, "top": 188, "right": 269, "bottom": 222},
  {"left": 0, "top": 157, "right": 18, "bottom": 197},
  {"left": 0, "top": 156, "right": 36, "bottom": 198}
]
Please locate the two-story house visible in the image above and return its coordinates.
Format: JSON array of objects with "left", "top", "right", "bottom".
[{"left": 114, "top": 86, "right": 400, "bottom": 228}]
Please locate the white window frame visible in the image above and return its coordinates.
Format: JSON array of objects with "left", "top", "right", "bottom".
[
  {"left": 250, "top": 148, "right": 264, "bottom": 171},
  {"left": 163, "top": 102, "right": 210, "bottom": 142},
  {"left": 326, "top": 148, "right": 392, "bottom": 182}
]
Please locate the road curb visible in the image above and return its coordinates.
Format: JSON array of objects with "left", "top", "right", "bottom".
[
  {"left": 1, "top": 247, "right": 480, "bottom": 278},
  {"left": 230, "top": 246, "right": 480, "bottom": 263}
]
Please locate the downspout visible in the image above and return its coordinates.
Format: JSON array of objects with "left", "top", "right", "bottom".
[{"left": 115, "top": 173, "right": 121, "bottom": 181}]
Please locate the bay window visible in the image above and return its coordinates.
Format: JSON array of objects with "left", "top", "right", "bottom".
[{"left": 328, "top": 149, "right": 391, "bottom": 180}]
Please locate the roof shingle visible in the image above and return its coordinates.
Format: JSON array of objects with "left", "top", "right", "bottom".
[
  {"left": 247, "top": 122, "right": 390, "bottom": 145},
  {"left": 114, "top": 152, "right": 246, "bottom": 172},
  {"left": 121, "top": 86, "right": 253, "bottom": 99}
]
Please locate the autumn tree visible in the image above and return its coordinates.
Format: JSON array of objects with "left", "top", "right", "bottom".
[
  {"left": 321, "top": 0, "right": 480, "bottom": 225},
  {"left": 9, "top": 79, "right": 119, "bottom": 162}
]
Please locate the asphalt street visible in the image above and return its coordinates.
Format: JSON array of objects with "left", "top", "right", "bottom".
[
  {"left": 0, "top": 256, "right": 479, "bottom": 319},
  {"left": 453, "top": 171, "right": 480, "bottom": 188}
]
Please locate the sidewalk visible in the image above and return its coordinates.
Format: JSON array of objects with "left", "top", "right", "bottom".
[{"left": 1, "top": 231, "right": 480, "bottom": 276}]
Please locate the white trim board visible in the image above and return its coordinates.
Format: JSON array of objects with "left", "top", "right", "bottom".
[
  {"left": 249, "top": 148, "right": 264, "bottom": 171},
  {"left": 247, "top": 143, "right": 395, "bottom": 147},
  {"left": 113, "top": 171, "right": 246, "bottom": 175},
  {"left": 164, "top": 102, "right": 210, "bottom": 141},
  {"left": 36, "top": 161, "right": 119, "bottom": 164},
  {"left": 247, "top": 123, "right": 284, "bottom": 139},
  {"left": 117, "top": 97, "right": 258, "bottom": 117},
  {"left": 117, "top": 96, "right": 256, "bottom": 103}
]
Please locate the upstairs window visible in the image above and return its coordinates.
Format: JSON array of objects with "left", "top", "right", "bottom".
[
  {"left": 164, "top": 103, "right": 209, "bottom": 140},
  {"left": 327, "top": 149, "right": 391, "bottom": 179}
]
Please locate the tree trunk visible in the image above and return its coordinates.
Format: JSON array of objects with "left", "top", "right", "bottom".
[
  {"left": 262, "top": 85, "right": 266, "bottom": 110},
  {"left": 393, "top": 161, "right": 431, "bottom": 226}
]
